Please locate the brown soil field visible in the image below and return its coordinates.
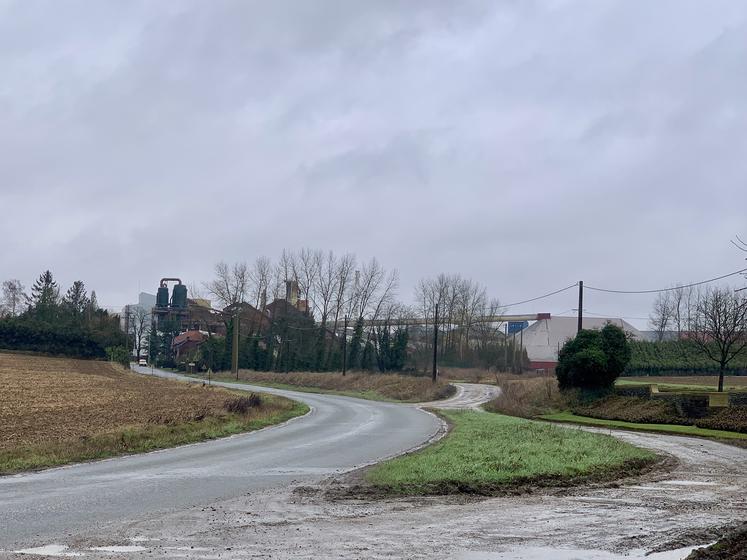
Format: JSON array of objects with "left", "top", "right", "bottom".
[
  {"left": 233, "top": 370, "right": 455, "bottom": 402},
  {"left": 0, "top": 352, "right": 296, "bottom": 451}
]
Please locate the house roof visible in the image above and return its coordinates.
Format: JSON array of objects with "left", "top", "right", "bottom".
[
  {"left": 521, "top": 316, "right": 642, "bottom": 363},
  {"left": 173, "top": 330, "right": 207, "bottom": 348}
]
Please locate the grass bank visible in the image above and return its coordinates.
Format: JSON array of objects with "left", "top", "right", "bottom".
[
  {"left": 685, "top": 522, "right": 747, "bottom": 560},
  {"left": 484, "top": 374, "right": 747, "bottom": 440},
  {"left": 1, "top": 395, "right": 308, "bottom": 475},
  {"left": 365, "top": 410, "right": 656, "bottom": 495},
  {"left": 202, "top": 370, "right": 455, "bottom": 403},
  {"left": 541, "top": 411, "right": 747, "bottom": 441},
  {"left": 618, "top": 376, "right": 747, "bottom": 393}
]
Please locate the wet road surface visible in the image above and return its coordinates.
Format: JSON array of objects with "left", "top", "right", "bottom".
[
  {"left": 0, "top": 367, "right": 441, "bottom": 550},
  {"left": 3, "top": 377, "right": 744, "bottom": 559},
  {"left": 35, "top": 418, "right": 742, "bottom": 560}
]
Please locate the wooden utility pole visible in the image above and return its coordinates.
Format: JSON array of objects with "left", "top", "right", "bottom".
[
  {"left": 504, "top": 322, "right": 508, "bottom": 372},
  {"left": 342, "top": 316, "right": 348, "bottom": 376},
  {"left": 124, "top": 305, "right": 131, "bottom": 361},
  {"left": 577, "top": 281, "right": 584, "bottom": 334},
  {"left": 231, "top": 307, "right": 240, "bottom": 379},
  {"left": 432, "top": 303, "right": 439, "bottom": 382}
]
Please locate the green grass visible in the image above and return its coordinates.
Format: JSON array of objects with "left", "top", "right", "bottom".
[
  {"left": 0, "top": 397, "right": 309, "bottom": 475},
  {"left": 365, "top": 410, "right": 656, "bottom": 495},
  {"left": 616, "top": 379, "right": 747, "bottom": 393},
  {"left": 541, "top": 411, "right": 747, "bottom": 440}
]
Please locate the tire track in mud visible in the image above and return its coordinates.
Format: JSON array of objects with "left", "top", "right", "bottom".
[{"left": 6, "top": 383, "right": 744, "bottom": 559}]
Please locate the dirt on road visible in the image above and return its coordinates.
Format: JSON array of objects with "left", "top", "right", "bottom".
[{"left": 20, "top": 383, "right": 744, "bottom": 560}]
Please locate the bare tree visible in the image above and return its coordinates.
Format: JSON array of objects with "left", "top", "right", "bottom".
[
  {"left": 293, "top": 248, "right": 321, "bottom": 314},
  {"left": 204, "top": 261, "right": 249, "bottom": 308},
  {"left": 314, "top": 251, "right": 339, "bottom": 326},
  {"left": 129, "top": 306, "right": 151, "bottom": 360},
  {"left": 330, "top": 253, "right": 356, "bottom": 337},
  {"left": 649, "top": 291, "right": 674, "bottom": 342},
  {"left": 272, "top": 250, "right": 294, "bottom": 300},
  {"left": 1, "top": 279, "right": 26, "bottom": 317},
  {"left": 670, "top": 285, "right": 695, "bottom": 338},
  {"left": 690, "top": 286, "right": 747, "bottom": 392},
  {"left": 188, "top": 282, "right": 207, "bottom": 301},
  {"left": 249, "top": 256, "right": 272, "bottom": 310}
]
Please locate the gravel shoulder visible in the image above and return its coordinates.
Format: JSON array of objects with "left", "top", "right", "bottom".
[{"left": 4, "top": 382, "right": 744, "bottom": 559}]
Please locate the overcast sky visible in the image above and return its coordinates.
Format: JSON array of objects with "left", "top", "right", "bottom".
[{"left": 1, "top": 0, "right": 746, "bottom": 328}]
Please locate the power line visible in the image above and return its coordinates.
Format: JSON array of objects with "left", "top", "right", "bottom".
[
  {"left": 585, "top": 268, "right": 747, "bottom": 295},
  {"left": 503, "top": 282, "right": 579, "bottom": 308},
  {"left": 581, "top": 310, "right": 650, "bottom": 321}
]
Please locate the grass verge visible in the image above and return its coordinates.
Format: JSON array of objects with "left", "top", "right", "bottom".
[
  {"left": 364, "top": 410, "right": 656, "bottom": 495},
  {"left": 541, "top": 411, "right": 747, "bottom": 441},
  {"left": 0, "top": 395, "right": 308, "bottom": 475},
  {"left": 617, "top": 376, "right": 747, "bottom": 393},
  {"left": 196, "top": 370, "right": 456, "bottom": 403},
  {"left": 685, "top": 522, "right": 747, "bottom": 559}
]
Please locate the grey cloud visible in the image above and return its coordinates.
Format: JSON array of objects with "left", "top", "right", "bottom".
[{"left": 1, "top": 0, "right": 746, "bottom": 324}]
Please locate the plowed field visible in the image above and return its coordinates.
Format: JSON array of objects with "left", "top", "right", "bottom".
[{"left": 0, "top": 353, "right": 305, "bottom": 471}]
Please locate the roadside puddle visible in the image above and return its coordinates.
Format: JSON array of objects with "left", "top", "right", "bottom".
[{"left": 457, "top": 543, "right": 711, "bottom": 560}]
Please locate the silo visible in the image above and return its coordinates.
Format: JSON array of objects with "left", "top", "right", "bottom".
[
  {"left": 156, "top": 286, "right": 169, "bottom": 308},
  {"left": 172, "top": 284, "right": 188, "bottom": 308}
]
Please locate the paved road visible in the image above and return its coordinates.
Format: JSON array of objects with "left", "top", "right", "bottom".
[
  {"left": 0, "top": 367, "right": 441, "bottom": 550},
  {"left": 418, "top": 382, "right": 501, "bottom": 410},
  {"left": 56, "top": 403, "right": 742, "bottom": 560}
]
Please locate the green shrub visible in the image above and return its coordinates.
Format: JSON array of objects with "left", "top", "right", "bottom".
[
  {"left": 695, "top": 406, "right": 747, "bottom": 433},
  {"left": 572, "top": 396, "right": 689, "bottom": 425},
  {"left": 105, "top": 346, "right": 131, "bottom": 368},
  {"left": 556, "top": 324, "right": 631, "bottom": 390}
]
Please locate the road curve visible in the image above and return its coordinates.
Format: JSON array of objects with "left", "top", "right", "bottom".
[
  {"left": 418, "top": 382, "right": 501, "bottom": 410},
  {"left": 0, "top": 367, "right": 441, "bottom": 550}
]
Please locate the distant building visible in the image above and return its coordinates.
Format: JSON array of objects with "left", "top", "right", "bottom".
[
  {"left": 522, "top": 316, "right": 643, "bottom": 372},
  {"left": 639, "top": 330, "right": 679, "bottom": 342},
  {"left": 173, "top": 330, "right": 208, "bottom": 360}
]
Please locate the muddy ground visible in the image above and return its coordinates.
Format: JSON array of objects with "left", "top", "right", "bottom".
[{"left": 10, "top": 383, "right": 742, "bottom": 560}]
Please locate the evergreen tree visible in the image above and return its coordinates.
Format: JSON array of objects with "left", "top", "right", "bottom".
[
  {"left": 348, "top": 318, "right": 364, "bottom": 370},
  {"left": 63, "top": 280, "right": 89, "bottom": 315},
  {"left": 29, "top": 270, "right": 59, "bottom": 321},
  {"left": 392, "top": 328, "right": 409, "bottom": 370},
  {"left": 361, "top": 340, "right": 376, "bottom": 371}
]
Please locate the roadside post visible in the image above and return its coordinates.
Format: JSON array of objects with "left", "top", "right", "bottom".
[{"left": 432, "top": 303, "right": 439, "bottom": 382}]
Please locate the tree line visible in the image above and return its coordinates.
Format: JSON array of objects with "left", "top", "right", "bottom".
[
  {"left": 161, "top": 249, "right": 520, "bottom": 374},
  {"left": 649, "top": 284, "right": 747, "bottom": 391},
  {"left": 0, "top": 271, "right": 127, "bottom": 361}
]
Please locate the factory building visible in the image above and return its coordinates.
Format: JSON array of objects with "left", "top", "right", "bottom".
[{"left": 522, "top": 316, "right": 643, "bottom": 372}]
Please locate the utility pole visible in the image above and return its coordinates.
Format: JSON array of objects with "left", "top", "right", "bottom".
[
  {"left": 342, "top": 316, "right": 348, "bottom": 376},
  {"left": 124, "top": 305, "right": 131, "bottom": 362},
  {"left": 504, "top": 322, "right": 508, "bottom": 372},
  {"left": 577, "top": 281, "right": 584, "bottom": 334},
  {"left": 519, "top": 325, "right": 524, "bottom": 373},
  {"left": 432, "top": 303, "right": 439, "bottom": 382},
  {"left": 231, "top": 307, "right": 240, "bottom": 379}
]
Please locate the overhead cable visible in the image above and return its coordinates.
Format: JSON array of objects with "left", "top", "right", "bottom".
[
  {"left": 585, "top": 268, "right": 747, "bottom": 294},
  {"left": 503, "top": 282, "right": 579, "bottom": 308}
]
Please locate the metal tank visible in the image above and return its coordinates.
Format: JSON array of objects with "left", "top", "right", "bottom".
[
  {"left": 172, "top": 283, "right": 188, "bottom": 308},
  {"left": 156, "top": 286, "right": 169, "bottom": 308}
]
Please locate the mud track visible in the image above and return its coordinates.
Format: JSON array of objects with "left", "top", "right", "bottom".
[{"left": 6, "top": 383, "right": 745, "bottom": 559}]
